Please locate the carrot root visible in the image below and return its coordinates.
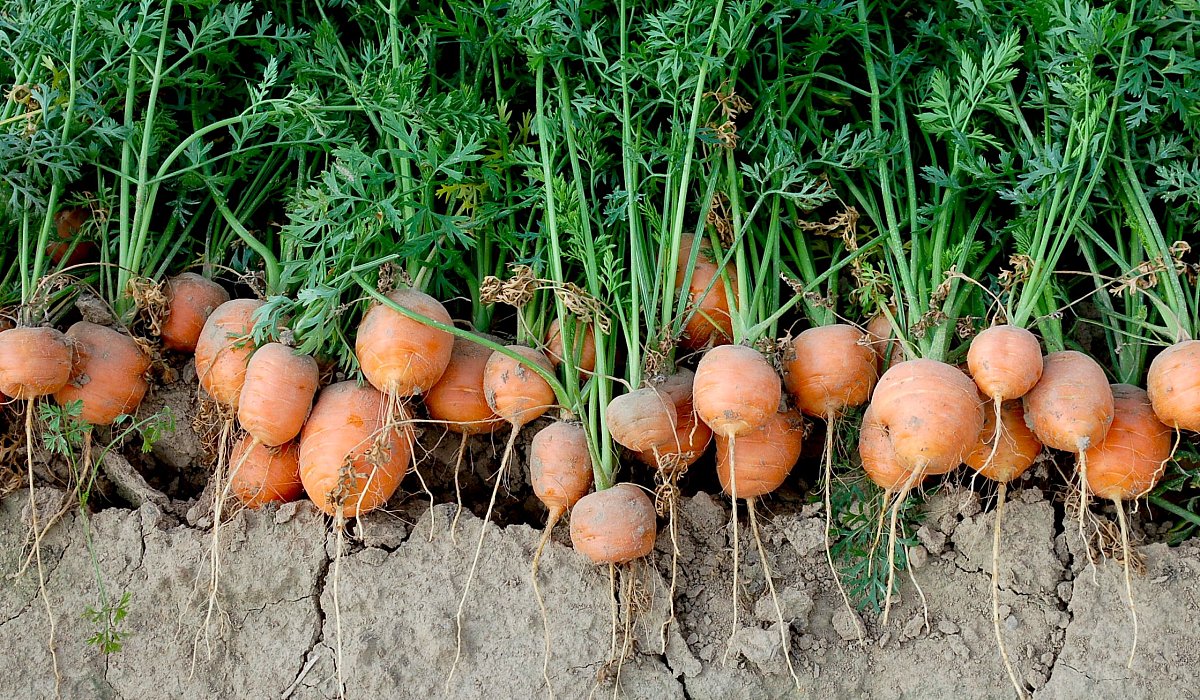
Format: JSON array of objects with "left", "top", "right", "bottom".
[
  {"left": 1114, "top": 499, "right": 1138, "bottom": 670},
  {"left": 450, "top": 433, "right": 468, "bottom": 544},
  {"left": 447, "top": 424, "right": 519, "bottom": 690},
  {"left": 882, "top": 468, "right": 921, "bottom": 626},
  {"left": 532, "top": 507, "right": 563, "bottom": 700},
  {"left": 748, "top": 498, "right": 802, "bottom": 692},
  {"left": 991, "top": 482, "right": 1028, "bottom": 699},
  {"left": 723, "top": 438, "right": 740, "bottom": 665},
  {"left": 25, "top": 401, "right": 62, "bottom": 695}
]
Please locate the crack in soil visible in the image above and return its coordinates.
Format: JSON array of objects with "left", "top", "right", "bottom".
[{"left": 284, "top": 539, "right": 333, "bottom": 698}]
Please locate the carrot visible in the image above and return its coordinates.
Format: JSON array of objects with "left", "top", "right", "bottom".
[
  {"left": 1147, "top": 339, "right": 1200, "bottom": 433},
  {"left": 237, "top": 343, "right": 319, "bottom": 447},
  {"left": 693, "top": 344, "right": 781, "bottom": 438},
  {"left": 194, "top": 298, "right": 265, "bottom": 409},
  {"left": 864, "top": 358, "right": 982, "bottom": 622},
  {"left": 1081, "top": 383, "right": 1172, "bottom": 669},
  {"left": 450, "top": 345, "right": 556, "bottom": 685},
  {"left": 859, "top": 405, "right": 918, "bottom": 493},
  {"left": 545, "top": 318, "right": 596, "bottom": 372},
  {"left": 0, "top": 327, "right": 73, "bottom": 399},
  {"left": 783, "top": 324, "right": 878, "bottom": 418},
  {"left": 298, "top": 380, "right": 413, "bottom": 518},
  {"left": 229, "top": 437, "right": 303, "bottom": 508},
  {"left": 782, "top": 324, "right": 878, "bottom": 641},
  {"left": 606, "top": 387, "right": 679, "bottom": 454},
  {"left": 569, "top": 483, "right": 657, "bottom": 564},
  {"left": 676, "top": 235, "right": 737, "bottom": 351},
  {"left": 53, "top": 321, "right": 151, "bottom": 425},
  {"left": 964, "top": 398, "right": 1043, "bottom": 700},
  {"left": 46, "top": 207, "right": 95, "bottom": 268},
  {"left": 865, "top": 306, "right": 904, "bottom": 368},
  {"left": 967, "top": 325, "right": 1043, "bottom": 402},
  {"left": 160, "top": 273, "right": 230, "bottom": 353},
  {"left": 528, "top": 421, "right": 594, "bottom": 689},
  {"left": 425, "top": 335, "right": 505, "bottom": 435},
  {"left": 633, "top": 406, "right": 712, "bottom": 470},
  {"left": 356, "top": 287, "right": 454, "bottom": 397},
  {"left": 714, "top": 408, "right": 803, "bottom": 498}
]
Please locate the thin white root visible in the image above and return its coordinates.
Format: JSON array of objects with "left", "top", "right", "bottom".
[
  {"left": 905, "top": 560, "right": 929, "bottom": 634},
  {"left": 532, "top": 508, "right": 562, "bottom": 700},
  {"left": 26, "top": 402, "right": 61, "bottom": 695},
  {"left": 991, "top": 483, "right": 1027, "bottom": 699},
  {"left": 450, "top": 433, "right": 468, "bottom": 544},
  {"left": 723, "top": 439, "right": 740, "bottom": 665},
  {"left": 613, "top": 565, "right": 634, "bottom": 700},
  {"left": 333, "top": 510, "right": 347, "bottom": 700},
  {"left": 447, "top": 425, "right": 519, "bottom": 689},
  {"left": 660, "top": 470, "right": 680, "bottom": 654},
  {"left": 749, "top": 498, "right": 802, "bottom": 692},
  {"left": 1114, "top": 499, "right": 1138, "bottom": 670},
  {"left": 822, "top": 416, "right": 862, "bottom": 642},
  {"left": 882, "top": 468, "right": 921, "bottom": 626},
  {"left": 191, "top": 418, "right": 235, "bottom": 675},
  {"left": 867, "top": 491, "right": 890, "bottom": 580}
]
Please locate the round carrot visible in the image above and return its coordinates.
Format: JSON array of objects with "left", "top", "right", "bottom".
[
  {"left": 715, "top": 409, "right": 803, "bottom": 498},
  {"left": 0, "top": 327, "right": 73, "bottom": 399},
  {"left": 634, "top": 406, "right": 713, "bottom": 470},
  {"left": 530, "top": 422, "right": 594, "bottom": 524},
  {"left": 964, "top": 399, "right": 1042, "bottom": 483},
  {"left": 1083, "top": 384, "right": 1171, "bottom": 500},
  {"left": 53, "top": 322, "right": 151, "bottom": 425},
  {"left": 298, "top": 380, "right": 412, "bottom": 518},
  {"left": 238, "top": 342, "right": 319, "bottom": 447},
  {"left": 160, "top": 272, "right": 230, "bottom": 353},
  {"left": 569, "top": 483, "right": 657, "bottom": 564},
  {"left": 676, "top": 235, "right": 737, "bottom": 351},
  {"left": 783, "top": 324, "right": 878, "bottom": 418},
  {"left": 865, "top": 306, "right": 904, "bottom": 368},
  {"left": 868, "top": 358, "right": 983, "bottom": 475},
  {"left": 229, "top": 437, "right": 303, "bottom": 508},
  {"left": 483, "top": 346, "right": 556, "bottom": 428},
  {"left": 424, "top": 335, "right": 505, "bottom": 435},
  {"left": 693, "top": 345, "right": 781, "bottom": 438},
  {"left": 859, "top": 405, "right": 919, "bottom": 492},
  {"left": 1147, "top": 340, "right": 1200, "bottom": 433},
  {"left": 967, "top": 325, "right": 1043, "bottom": 401},
  {"left": 545, "top": 318, "right": 596, "bottom": 372},
  {"left": 195, "top": 298, "right": 265, "bottom": 409},
  {"left": 655, "top": 367, "right": 696, "bottom": 406},
  {"left": 356, "top": 288, "right": 454, "bottom": 397},
  {"left": 606, "top": 387, "right": 679, "bottom": 453},
  {"left": 47, "top": 207, "right": 95, "bottom": 267},
  {"left": 1022, "top": 350, "right": 1114, "bottom": 452}
]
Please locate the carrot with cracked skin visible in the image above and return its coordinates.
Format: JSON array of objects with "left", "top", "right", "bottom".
[
  {"left": 54, "top": 321, "right": 151, "bottom": 426},
  {"left": 356, "top": 287, "right": 454, "bottom": 398},
  {"left": 238, "top": 343, "right": 319, "bottom": 447},
  {"left": 194, "top": 298, "right": 265, "bottom": 409},
  {"left": 298, "top": 380, "right": 412, "bottom": 518},
  {"left": 160, "top": 273, "right": 230, "bottom": 353},
  {"left": 229, "top": 437, "right": 303, "bottom": 508}
]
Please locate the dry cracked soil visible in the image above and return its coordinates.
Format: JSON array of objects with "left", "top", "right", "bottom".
[{"left": 4, "top": 475, "right": 1200, "bottom": 699}]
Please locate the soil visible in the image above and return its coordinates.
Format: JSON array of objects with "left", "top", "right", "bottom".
[{"left": 2, "top": 417, "right": 1200, "bottom": 698}]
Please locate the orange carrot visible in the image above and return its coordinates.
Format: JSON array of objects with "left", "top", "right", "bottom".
[
  {"left": 424, "top": 335, "right": 505, "bottom": 435},
  {"left": 1147, "top": 340, "right": 1200, "bottom": 433},
  {"left": 194, "top": 298, "right": 264, "bottom": 409},
  {"left": 545, "top": 318, "right": 597, "bottom": 372},
  {"left": 160, "top": 273, "right": 230, "bottom": 353},
  {"left": 46, "top": 207, "right": 95, "bottom": 268},
  {"left": 0, "top": 327, "right": 73, "bottom": 399},
  {"left": 967, "top": 325, "right": 1043, "bottom": 402},
  {"left": 483, "top": 346, "right": 556, "bottom": 427},
  {"left": 783, "top": 324, "right": 878, "bottom": 418},
  {"left": 229, "top": 437, "right": 303, "bottom": 508},
  {"left": 676, "top": 235, "right": 737, "bottom": 351},
  {"left": 238, "top": 342, "right": 319, "bottom": 447},
  {"left": 693, "top": 345, "right": 781, "bottom": 438},
  {"left": 965, "top": 399, "right": 1042, "bottom": 483},
  {"left": 1022, "top": 350, "right": 1114, "bottom": 453},
  {"left": 356, "top": 288, "right": 454, "bottom": 397},
  {"left": 569, "top": 483, "right": 657, "bottom": 564},
  {"left": 1083, "top": 384, "right": 1171, "bottom": 501},
  {"left": 606, "top": 388, "right": 679, "bottom": 453},
  {"left": 298, "top": 380, "right": 412, "bottom": 518},
  {"left": 715, "top": 409, "right": 803, "bottom": 498},
  {"left": 53, "top": 322, "right": 150, "bottom": 425}
]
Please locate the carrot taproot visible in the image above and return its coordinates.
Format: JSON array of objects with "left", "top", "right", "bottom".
[
  {"left": 783, "top": 324, "right": 878, "bottom": 418},
  {"left": 0, "top": 327, "right": 73, "bottom": 399},
  {"left": 356, "top": 288, "right": 454, "bottom": 397},
  {"left": 545, "top": 318, "right": 596, "bottom": 372},
  {"left": 676, "top": 235, "right": 737, "bottom": 351},
  {"left": 237, "top": 342, "right": 319, "bottom": 447},
  {"left": 160, "top": 273, "right": 230, "bottom": 353},
  {"left": 714, "top": 409, "right": 803, "bottom": 499},
  {"left": 967, "top": 325, "right": 1043, "bottom": 402},
  {"left": 693, "top": 345, "right": 781, "bottom": 438},
  {"left": 425, "top": 335, "right": 505, "bottom": 435},
  {"left": 1022, "top": 350, "right": 1114, "bottom": 453},
  {"left": 47, "top": 207, "right": 95, "bottom": 268},
  {"left": 53, "top": 322, "right": 150, "bottom": 425},
  {"left": 606, "top": 387, "right": 679, "bottom": 454},
  {"left": 569, "top": 483, "right": 657, "bottom": 564}
]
